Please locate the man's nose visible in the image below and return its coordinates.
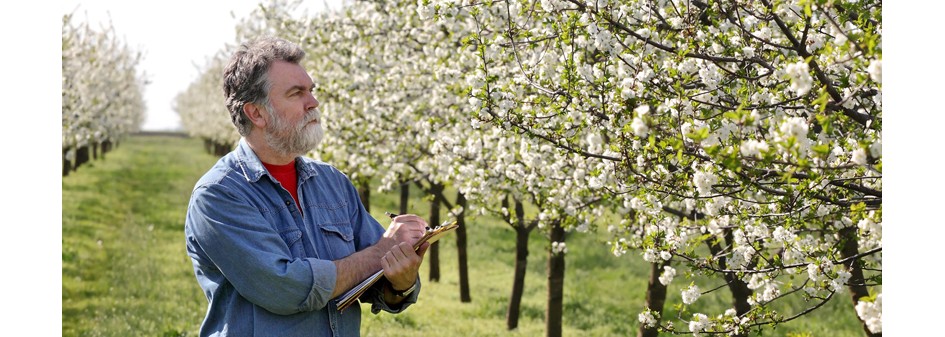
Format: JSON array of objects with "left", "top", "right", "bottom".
[{"left": 306, "top": 92, "right": 319, "bottom": 110}]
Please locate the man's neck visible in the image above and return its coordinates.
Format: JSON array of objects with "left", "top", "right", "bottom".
[{"left": 244, "top": 133, "right": 298, "bottom": 165}]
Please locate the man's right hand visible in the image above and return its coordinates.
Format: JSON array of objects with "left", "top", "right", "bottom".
[{"left": 382, "top": 214, "right": 428, "bottom": 247}]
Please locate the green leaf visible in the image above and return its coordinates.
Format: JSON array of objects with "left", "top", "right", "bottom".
[{"left": 811, "top": 143, "right": 831, "bottom": 156}]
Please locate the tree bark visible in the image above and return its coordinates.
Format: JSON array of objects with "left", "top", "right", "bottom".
[
  {"left": 62, "top": 148, "right": 71, "bottom": 177},
  {"left": 399, "top": 181, "right": 410, "bottom": 215},
  {"left": 213, "top": 142, "right": 229, "bottom": 156},
  {"left": 706, "top": 232, "right": 751, "bottom": 337},
  {"left": 427, "top": 182, "right": 441, "bottom": 282},
  {"left": 546, "top": 220, "right": 565, "bottom": 337},
  {"left": 638, "top": 261, "right": 670, "bottom": 337},
  {"left": 456, "top": 191, "right": 471, "bottom": 302},
  {"left": 75, "top": 145, "right": 90, "bottom": 171},
  {"left": 101, "top": 139, "right": 111, "bottom": 159},
  {"left": 839, "top": 226, "right": 881, "bottom": 337},
  {"left": 357, "top": 178, "right": 370, "bottom": 213},
  {"left": 507, "top": 198, "right": 531, "bottom": 330}
]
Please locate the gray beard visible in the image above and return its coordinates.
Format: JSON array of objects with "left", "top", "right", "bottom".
[{"left": 264, "top": 108, "right": 325, "bottom": 157}]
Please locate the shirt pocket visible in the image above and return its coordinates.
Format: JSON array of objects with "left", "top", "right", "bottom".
[{"left": 318, "top": 222, "right": 355, "bottom": 259}]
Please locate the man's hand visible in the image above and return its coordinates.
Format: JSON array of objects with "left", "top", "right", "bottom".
[
  {"left": 383, "top": 214, "right": 428, "bottom": 247},
  {"left": 381, "top": 241, "right": 430, "bottom": 292}
]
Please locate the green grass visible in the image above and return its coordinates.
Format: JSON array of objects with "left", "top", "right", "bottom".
[
  {"left": 62, "top": 135, "right": 212, "bottom": 337},
  {"left": 62, "top": 135, "right": 867, "bottom": 336}
]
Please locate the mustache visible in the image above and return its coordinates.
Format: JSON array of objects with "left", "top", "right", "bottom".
[{"left": 305, "top": 108, "right": 321, "bottom": 124}]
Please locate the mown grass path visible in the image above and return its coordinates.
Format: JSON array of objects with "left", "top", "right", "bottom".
[{"left": 62, "top": 135, "right": 213, "bottom": 336}]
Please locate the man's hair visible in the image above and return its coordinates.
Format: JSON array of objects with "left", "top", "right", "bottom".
[{"left": 223, "top": 36, "right": 306, "bottom": 136}]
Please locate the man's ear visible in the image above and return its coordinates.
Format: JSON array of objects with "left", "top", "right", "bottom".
[{"left": 243, "top": 102, "right": 267, "bottom": 128}]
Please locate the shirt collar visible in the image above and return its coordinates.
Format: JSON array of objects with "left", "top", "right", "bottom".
[{"left": 235, "top": 138, "right": 319, "bottom": 182}]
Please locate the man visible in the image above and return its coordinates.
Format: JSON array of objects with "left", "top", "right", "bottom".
[{"left": 185, "top": 36, "right": 429, "bottom": 337}]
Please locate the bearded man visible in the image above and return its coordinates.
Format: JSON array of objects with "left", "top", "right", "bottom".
[{"left": 184, "top": 36, "right": 429, "bottom": 337}]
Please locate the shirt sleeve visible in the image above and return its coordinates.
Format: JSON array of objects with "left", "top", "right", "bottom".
[
  {"left": 365, "top": 279, "right": 421, "bottom": 314},
  {"left": 187, "top": 182, "right": 337, "bottom": 315}
]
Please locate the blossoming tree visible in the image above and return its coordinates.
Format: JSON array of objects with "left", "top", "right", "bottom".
[
  {"left": 62, "top": 13, "right": 146, "bottom": 175},
  {"left": 420, "top": 0, "right": 882, "bottom": 336},
  {"left": 174, "top": 51, "right": 241, "bottom": 155}
]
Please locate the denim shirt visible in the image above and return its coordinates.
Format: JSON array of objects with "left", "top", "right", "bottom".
[{"left": 185, "top": 139, "right": 419, "bottom": 337}]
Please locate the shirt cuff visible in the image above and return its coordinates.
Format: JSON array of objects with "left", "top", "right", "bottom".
[
  {"left": 300, "top": 258, "right": 337, "bottom": 311},
  {"left": 370, "top": 279, "right": 420, "bottom": 314}
]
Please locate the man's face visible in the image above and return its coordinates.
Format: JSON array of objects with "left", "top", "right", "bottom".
[{"left": 262, "top": 61, "right": 324, "bottom": 156}]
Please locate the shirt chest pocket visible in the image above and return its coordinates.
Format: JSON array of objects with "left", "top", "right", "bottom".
[{"left": 318, "top": 223, "right": 355, "bottom": 259}]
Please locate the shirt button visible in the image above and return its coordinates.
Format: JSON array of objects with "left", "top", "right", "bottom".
[{"left": 285, "top": 200, "right": 292, "bottom": 206}]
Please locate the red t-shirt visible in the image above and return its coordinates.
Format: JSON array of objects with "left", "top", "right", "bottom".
[{"left": 262, "top": 159, "right": 300, "bottom": 210}]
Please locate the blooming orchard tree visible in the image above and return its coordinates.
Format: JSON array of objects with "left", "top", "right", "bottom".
[
  {"left": 296, "top": 0, "right": 480, "bottom": 289},
  {"left": 421, "top": 0, "right": 882, "bottom": 336},
  {"left": 62, "top": 13, "right": 146, "bottom": 174},
  {"left": 173, "top": 51, "right": 241, "bottom": 155}
]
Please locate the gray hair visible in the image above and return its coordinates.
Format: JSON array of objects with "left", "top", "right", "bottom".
[{"left": 223, "top": 36, "right": 306, "bottom": 136}]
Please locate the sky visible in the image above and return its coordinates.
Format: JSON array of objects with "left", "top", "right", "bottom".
[{"left": 62, "top": 0, "right": 344, "bottom": 131}]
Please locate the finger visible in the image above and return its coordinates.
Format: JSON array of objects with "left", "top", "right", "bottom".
[
  {"left": 392, "top": 242, "right": 414, "bottom": 260},
  {"left": 381, "top": 252, "right": 392, "bottom": 271},
  {"left": 415, "top": 242, "right": 431, "bottom": 260}
]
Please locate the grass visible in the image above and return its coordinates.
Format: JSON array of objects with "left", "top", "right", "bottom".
[
  {"left": 62, "top": 135, "right": 212, "bottom": 336},
  {"left": 62, "top": 135, "right": 867, "bottom": 336}
]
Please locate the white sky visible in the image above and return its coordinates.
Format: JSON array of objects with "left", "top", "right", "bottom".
[{"left": 62, "top": 0, "right": 344, "bottom": 131}]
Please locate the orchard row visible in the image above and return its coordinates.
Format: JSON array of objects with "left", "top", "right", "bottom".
[{"left": 62, "top": 14, "right": 147, "bottom": 176}]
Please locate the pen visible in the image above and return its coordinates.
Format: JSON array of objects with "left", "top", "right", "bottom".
[{"left": 386, "top": 211, "right": 433, "bottom": 231}]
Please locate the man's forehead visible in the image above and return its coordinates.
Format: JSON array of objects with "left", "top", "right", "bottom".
[{"left": 269, "top": 61, "right": 314, "bottom": 88}]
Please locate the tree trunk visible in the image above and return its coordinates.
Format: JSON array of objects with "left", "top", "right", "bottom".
[
  {"left": 75, "top": 145, "right": 90, "bottom": 171},
  {"left": 357, "top": 178, "right": 370, "bottom": 213},
  {"left": 839, "top": 226, "right": 881, "bottom": 337},
  {"left": 214, "top": 142, "right": 230, "bottom": 156},
  {"left": 456, "top": 191, "right": 471, "bottom": 302},
  {"left": 92, "top": 142, "right": 99, "bottom": 160},
  {"left": 706, "top": 233, "right": 751, "bottom": 337},
  {"left": 102, "top": 139, "right": 112, "bottom": 158},
  {"left": 399, "top": 181, "right": 410, "bottom": 215},
  {"left": 62, "top": 148, "right": 71, "bottom": 177},
  {"left": 723, "top": 230, "right": 753, "bottom": 318},
  {"left": 638, "top": 261, "right": 670, "bottom": 337},
  {"left": 204, "top": 139, "right": 212, "bottom": 154},
  {"left": 546, "top": 220, "right": 565, "bottom": 337},
  {"left": 426, "top": 182, "right": 441, "bottom": 282},
  {"left": 507, "top": 198, "right": 531, "bottom": 330}
]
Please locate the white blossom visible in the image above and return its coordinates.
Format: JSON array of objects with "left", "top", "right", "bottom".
[
  {"left": 681, "top": 284, "right": 701, "bottom": 304},
  {"left": 779, "top": 117, "right": 809, "bottom": 140},
  {"left": 631, "top": 117, "right": 649, "bottom": 137},
  {"left": 869, "top": 139, "right": 882, "bottom": 158},
  {"left": 855, "top": 294, "right": 882, "bottom": 333},
  {"left": 692, "top": 169, "right": 717, "bottom": 196},
  {"left": 740, "top": 139, "right": 769, "bottom": 158},
  {"left": 867, "top": 59, "right": 882, "bottom": 84},
  {"left": 851, "top": 148, "right": 868, "bottom": 166},
  {"left": 638, "top": 310, "right": 657, "bottom": 328},
  {"left": 658, "top": 266, "right": 676, "bottom": 285},
  {"left": 689, "top": 313, "right": 709, "bottom": 336},
  {"left": 785, "top": 61, "right": 813, "bottom": 95},
  {"left": 552, "top": 241, "right": 568, "bottom": 254}
]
